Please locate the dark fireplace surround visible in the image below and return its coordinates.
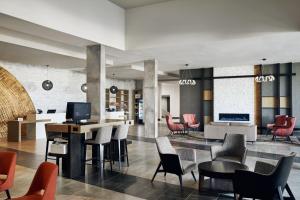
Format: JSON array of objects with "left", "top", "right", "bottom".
[{"left": 219, "top": 113, "right": 250, "bottom": 122}]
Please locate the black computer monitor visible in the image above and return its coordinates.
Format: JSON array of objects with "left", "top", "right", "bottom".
[
  {"left": 66, "top": 102, "right": 91, "bottom": 123},
  {"left": 47, "top": 109, "right": 56, "bottom": 114}
]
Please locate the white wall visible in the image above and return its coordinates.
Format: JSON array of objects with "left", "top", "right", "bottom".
[
  {"left": 0, "top": 0, "right": 125, "bottom": 49},
  {"left": 0, "top": 60, "right": 136, "bottom": 117},
  {"left": 159, "top": 81, "right": 180, "bottom": 118},
  {"left": 126, "top": 0, "right": 300, "bottom": 49},
  {"left": 214, "top": 66, "right": 255, "bottom": 124}
]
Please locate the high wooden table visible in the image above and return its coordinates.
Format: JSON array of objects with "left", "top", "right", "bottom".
[{"left": 45, "top": 119, "right": 134, "bottom": 179}]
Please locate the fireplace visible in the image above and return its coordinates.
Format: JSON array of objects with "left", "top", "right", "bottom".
[{"left": 219, "top": 113, "right": 249, "bottom": 122}]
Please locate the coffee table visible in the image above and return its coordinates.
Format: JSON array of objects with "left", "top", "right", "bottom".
[{"left": 198, "top": 161, "right": 248, "bottom": 191}]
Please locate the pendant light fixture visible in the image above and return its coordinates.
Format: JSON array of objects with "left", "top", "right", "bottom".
[
  {"left": 179, "top": 64, "right": 196, "bottom": 86},
  {"left": 81, "top": 83, "right": 87, "bottom": 93},
  {"left": 109, "top": 73, "right": 118, "bottom": 94},
  {"left": 42, "top": 65, "right": 53, "bottom": 91},
  {"left": 254, "top": 58, "right": 275, "bottom": 83},
  {"left": 255, "top": 75, "right": 275, "bottom": 83}
]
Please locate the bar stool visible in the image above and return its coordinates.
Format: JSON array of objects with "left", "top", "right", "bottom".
[
  {"left": 112, "top": 124, "right": 129, "bottom": 170},
  {"left": 45, "top": 123, "right": 69, "bottom": 175},
  {"left": 44, "top": 123, "right": 64, "bottom": 161},
  {"left": 84, "top": 126, "right": 113, "bottom": 174}
]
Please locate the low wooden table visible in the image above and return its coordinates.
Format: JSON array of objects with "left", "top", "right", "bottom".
[{"left": 198, "top": 161, "right": 248, "bottom": 191}]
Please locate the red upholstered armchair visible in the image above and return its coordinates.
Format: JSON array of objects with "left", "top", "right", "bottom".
[
  {"left": 266, "top": 115, "right": 287, "bottom": 134},
  {"left": 183, "top": 114, "right": 200, "bottom": 132},
  {"left": 166, "top": 114, "right": 185, "bottom": 135},
  {"left": 0, "top": 151, "right": 17, "bottom": 199},
  {"left": 12, "top": 162, "right": 58, "bottom": 200},
  {"left": 272, "top": 117, "right": 296, "bottom": 142}
]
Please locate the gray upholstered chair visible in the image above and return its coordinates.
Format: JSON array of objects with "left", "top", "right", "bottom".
[
  {"left": 151, "top": 137, "right": 197, "bottom": 190},
  {"left": 112, "top": 124, "right": 129, "bottom": 170},
  {"left": 84, "top": 126, "right": 113, "bottom": 172},
  {"left": 233, "top": 152, "right": 296, "bottom": 200},
  {"left": 210, "top": 133, "right": 247, "bottom": 164}
]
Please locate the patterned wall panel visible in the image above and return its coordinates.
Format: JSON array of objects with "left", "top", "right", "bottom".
[{"left": 0, "top": 66, "right": 35, "bottom": 137}]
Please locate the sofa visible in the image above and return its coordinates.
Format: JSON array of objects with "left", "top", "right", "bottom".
[{"left": 204, "top": 122, "right": 257, "bottom": 142}]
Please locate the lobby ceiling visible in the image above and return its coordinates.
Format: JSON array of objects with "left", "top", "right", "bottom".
[
  {"left": 108, "top": 0, "right": 173, "bottom": 9},
  {"left": 1, "top": 1, "right": 300, "bottom": 72},
  {"left": 0, "top": 41, "right": 177, "bottom": 80}
]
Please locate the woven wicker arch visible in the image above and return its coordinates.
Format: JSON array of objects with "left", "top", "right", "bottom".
[{"left": 0, "top": 66, "right": 35, "bottom": 138}]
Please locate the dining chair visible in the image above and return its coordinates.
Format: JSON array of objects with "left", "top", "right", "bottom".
[
  {"left": 12, "top": 162, "right": 58, "bottom": 200},
  {"left": 0, "top": 151, "right": 17, "bottom": 199}
]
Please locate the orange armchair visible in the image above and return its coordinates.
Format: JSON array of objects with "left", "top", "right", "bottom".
[
  {"left": 183, "top": 114, "right": 200, "bottom": 132},
  {"left": 12, "top": 162, "right": 58, "bottom": 200},
  {"left": 266, "top": 115, "right": 287, "bottom": 134},
  {"left": 166, "top": 114, "right": 185, "bottom": 135},
  {"left": 0, "top": 151, "right": 17, "bottom": 199},
  {"left": 272, "top": 117, "right": 296, "bottom": 142}
]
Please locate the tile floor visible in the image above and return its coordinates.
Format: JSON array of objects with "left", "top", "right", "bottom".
[{"left": 0, "top": 124, "right": 299, "bottom": 199}]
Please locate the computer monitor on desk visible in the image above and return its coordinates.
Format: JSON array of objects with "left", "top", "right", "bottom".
[{"left": 66, "top": 102, "right": 91, "bottom": 124}]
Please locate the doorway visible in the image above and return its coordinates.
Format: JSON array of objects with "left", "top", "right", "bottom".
[{"left": 161, "top": 95, "right": 170, "bottom": 118}]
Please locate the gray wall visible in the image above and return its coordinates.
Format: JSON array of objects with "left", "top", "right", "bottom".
[
  {"left": 180, "top": 69, "right": 202, "bottom": 120},
  {"left": 292, "top": 63, "right": 300, "bottom": 128},
  {"left": 180, "top": 68, "right": 213, "bottom": 130}
]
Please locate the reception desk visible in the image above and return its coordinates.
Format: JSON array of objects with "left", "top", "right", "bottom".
[
  {"left": 7, "top": 118, "right": 51, "bottom": 142},
  {"left": 45, "top": 119, "right": 134, "bottom": 178}
]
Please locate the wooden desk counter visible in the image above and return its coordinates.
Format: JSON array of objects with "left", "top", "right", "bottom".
[{"left": 7, "top": 119, "right": 51, "bottom": 142}]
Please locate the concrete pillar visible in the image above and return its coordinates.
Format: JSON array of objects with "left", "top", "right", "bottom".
[
  {"left": 86, "top": 45, "right": 106, "bottom": 121},
  {"left": 143, "top": 59, "right": 158, "bottom": 138}
]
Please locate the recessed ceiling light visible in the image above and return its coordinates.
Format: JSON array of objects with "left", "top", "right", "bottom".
[{"left": 262, "top": 58, "right": 267, "bottom": 61}]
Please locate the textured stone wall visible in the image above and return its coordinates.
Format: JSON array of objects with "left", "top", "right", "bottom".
[
  {"left": 0, "top": 66, "right": 35, "bottom": 137},
  {"left": 214, "top": 66, "right": 255, "bottom": 124}
]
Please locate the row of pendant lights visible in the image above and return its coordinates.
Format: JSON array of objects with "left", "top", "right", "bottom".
[
  {"left": 80, "top": 74, "right": 119, "bottom": 94},
  {"left": 42, "top": 65, "right": 118, "bottom": 94}
]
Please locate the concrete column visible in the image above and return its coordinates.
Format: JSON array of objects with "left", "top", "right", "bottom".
[
  {"left": 86, "top": 44, "right": 106, "bottom": 121},
  {"left": 143, "top": 59, "right": 158, "bottom": 138}
]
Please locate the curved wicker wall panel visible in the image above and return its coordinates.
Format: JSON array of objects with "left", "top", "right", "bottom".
[{"left": 0, "top": 66, "right": 35, "bottom": 137}]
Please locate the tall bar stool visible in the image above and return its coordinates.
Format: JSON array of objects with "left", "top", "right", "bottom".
[
  {"left": 112, "top": 124, "right": 129, "bottom": 170},
  {"left": 45, "top": 124, "right": 68, "bottom": 174},
  {"left": 44, "top": 123, "right": 65, "bottom": 162},
  {"left": 84, "top": 126, "right": 113, "bottom": 175}
]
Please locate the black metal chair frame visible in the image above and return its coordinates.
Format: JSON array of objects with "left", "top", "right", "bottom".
[
  {"left": 111, "top": 139, "right": 129, "bottom": 167},
  {"left": 83, "top": 142, "right": 113, "bottom": 172},
  {"left": 151, "top": 153, "right": 196, "bottom": 190}
]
